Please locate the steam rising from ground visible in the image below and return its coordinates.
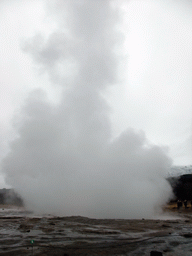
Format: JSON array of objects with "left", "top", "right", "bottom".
[{"left": 2, "top": 0, "right": 172, "bottom": 218}]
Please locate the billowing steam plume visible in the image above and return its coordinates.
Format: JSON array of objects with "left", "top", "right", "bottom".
[{"left": 2, "top": 0, "right": 172, "bottom": 218}]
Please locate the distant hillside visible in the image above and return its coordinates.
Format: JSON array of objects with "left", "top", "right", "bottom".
[{"left": 0, "top": 188, "right": 23, "bottom": 206}]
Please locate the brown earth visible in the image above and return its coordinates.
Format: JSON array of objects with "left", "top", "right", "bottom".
[{"left": 1, "top": 204, "right": 192, "bottom": 255}]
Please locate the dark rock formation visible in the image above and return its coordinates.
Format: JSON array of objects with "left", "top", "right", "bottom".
[
  {"left": 0, "top": 188, "right": 23, "bottom": 206},
  {"left": 168, "top": 174, "right": 192, "bottom": 201}
]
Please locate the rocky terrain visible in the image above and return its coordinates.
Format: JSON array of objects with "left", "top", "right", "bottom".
[
  {"left": 1, "top": 167, "right": 192, "bottom": 255},
  {"left": 1, "top": 205, "right": 192, "bottom": 255}
]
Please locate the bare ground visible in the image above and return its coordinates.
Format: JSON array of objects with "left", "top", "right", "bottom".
[{"left": 1, "top": 204, "right": 192, "bottom": 255}]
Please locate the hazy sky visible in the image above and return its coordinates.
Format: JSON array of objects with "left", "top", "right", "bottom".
[{"left": 0, "top": 0, "right": 191, "bottom": 211}]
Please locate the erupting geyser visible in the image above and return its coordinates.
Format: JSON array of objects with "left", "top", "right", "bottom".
[{"left": 2, "top": 0, "right": 172, "bottom": 218}]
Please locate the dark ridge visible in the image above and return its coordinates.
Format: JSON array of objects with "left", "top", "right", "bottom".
[
  {"left": 0, "top": 188, "right": 23, "bottom": 206},
  {"left": 168, "top": 174, "right": 192, "bottom": 201}
]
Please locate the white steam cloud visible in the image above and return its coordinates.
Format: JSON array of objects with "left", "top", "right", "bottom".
[{"left": 2, "top": 0, "right": 172, "bottom": 218}]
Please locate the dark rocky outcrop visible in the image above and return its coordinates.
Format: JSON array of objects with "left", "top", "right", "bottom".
[
  {"left": 0, "top": 188, "right": 23, "bottom": 206},
  {"left": 168, "top": 174, "right": 192, "bottom": 201}
]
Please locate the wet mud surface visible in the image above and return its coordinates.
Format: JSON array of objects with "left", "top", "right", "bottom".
[{"left": 1, "top": 206, "right": 192, "bottom": 255}]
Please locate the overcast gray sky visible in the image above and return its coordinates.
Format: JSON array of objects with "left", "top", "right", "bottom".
[{"left": 0, "top": 0, "right": 191, "bottom": 196}]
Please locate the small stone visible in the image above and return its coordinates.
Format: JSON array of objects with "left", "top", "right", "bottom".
[
  {"left": 182, "top": 233, "right": 192, "bottom": 238},
  {"left": 150, "top": 251, "right": 163, "bottom": 256},
  {"left": 162, "top": 224, "right": 171, "bottom": 228}
]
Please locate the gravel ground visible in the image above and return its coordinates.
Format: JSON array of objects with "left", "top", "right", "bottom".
[{"left": 1, "top": 205, "right": 192, "bottom": 255}]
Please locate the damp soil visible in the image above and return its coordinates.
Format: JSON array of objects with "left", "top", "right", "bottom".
[{"left": 1, "top": 204, "right": 192, "bottom": 255}]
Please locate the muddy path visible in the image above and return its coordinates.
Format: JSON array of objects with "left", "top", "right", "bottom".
[{"left": 1, "top": 207, "right": 192, "bottom": 255}]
